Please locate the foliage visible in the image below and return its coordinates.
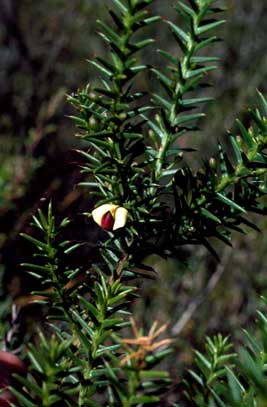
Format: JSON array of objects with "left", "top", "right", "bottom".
[
  {"left": 68, "top": 0, "right": 267, "bottom": 264},
  {"left": 1, "top": 0, "right": 267, "bottom": 406},
  {"left": 178, "top": 298, "right": 267, "bottom": 406}
]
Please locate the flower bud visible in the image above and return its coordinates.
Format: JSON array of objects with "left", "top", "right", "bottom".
[
  {"left": 209, "top": 157, "right": 216, "bottom": 169},
  {"left": 92, "top": 204, "right": 128, "bottom": 231}
]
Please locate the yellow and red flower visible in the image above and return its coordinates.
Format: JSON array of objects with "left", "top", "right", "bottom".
[{"left": 92, "top": 204, "right": 128, "bottom": 231}]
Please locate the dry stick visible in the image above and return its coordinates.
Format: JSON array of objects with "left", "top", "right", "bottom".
[{"left": 171, "top": 248, "right": 232, "bottom": 336}]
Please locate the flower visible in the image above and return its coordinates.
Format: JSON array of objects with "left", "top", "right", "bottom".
[{"left": 92, "top": 204, "right": 128, "bottom": 231}]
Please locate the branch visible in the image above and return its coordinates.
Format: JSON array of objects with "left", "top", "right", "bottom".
[{"left": 171, "top": 248, "right": 232, "bottom": 336}]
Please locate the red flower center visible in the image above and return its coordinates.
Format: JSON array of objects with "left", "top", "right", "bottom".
[{"left": 101, "top": 211, "right": 115, "bottom": 230}]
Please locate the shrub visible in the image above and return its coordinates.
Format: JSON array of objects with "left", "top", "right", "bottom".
[{"left": 2, "top": 0, "right": 267, "bottom": 405}]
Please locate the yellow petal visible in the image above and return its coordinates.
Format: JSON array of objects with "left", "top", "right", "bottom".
[
  {"left": 92, "top": 204, "right": 118, "bottom": 226},
  {"left": 113, "top": 207, "right": 128, "bottom": 230}
]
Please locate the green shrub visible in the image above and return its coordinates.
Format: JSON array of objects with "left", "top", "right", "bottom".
[{"left": 2, "top": 1, "right": 267, "bottom": 406}]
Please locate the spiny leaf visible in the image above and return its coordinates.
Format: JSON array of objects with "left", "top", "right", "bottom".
[
  {"left": 177, "top": 2, "right": 196, "bottom": 18},
  {"left": 111, "top": 0, "right": 128, "bottom": 15},
  {"left": 71, "top": 310, "right": 94, "bottom": 343},
  {"left": 174, "top": 112, "right": 205, "bottom": 126},
  {"left": 97, "top": 20, "right": 121, "bottom": 45},
  {"left": 236, "top": 119, "right": 254, "bottom": 149},
  {"left": 166, "top": 20, "right": 190, "bottom": 45},
  {"left": 20, "top": 233, "right": 48, "bottom": 251},
  {"left": 230, "top": 134, "right": 243, "bottom": 163},
  {"left": 216, "top": 193, "right": 246, "bottom": 214},
  {"left": 200, "top": 207, "right": 221, "bottom": 224},
  {"left": 196, "top": 19, "right": 225, "bottom": 35},
  {"left": 257, "top": 89, "right": 267, "bottom": 116},
  {"left": 9, "top": 388, "right": 36, "bottom": 407},
  {"left": 89, "top": 60, "right": 113, "bottom": 77}
]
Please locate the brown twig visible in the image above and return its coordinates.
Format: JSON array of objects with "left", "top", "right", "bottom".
[{"left": 171, "top": 248, "right": 232, "bottom": 336}]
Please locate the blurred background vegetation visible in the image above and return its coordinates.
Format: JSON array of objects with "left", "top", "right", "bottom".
[{"left": 1, "top": 0, "right": 267, "bottom": 399}]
